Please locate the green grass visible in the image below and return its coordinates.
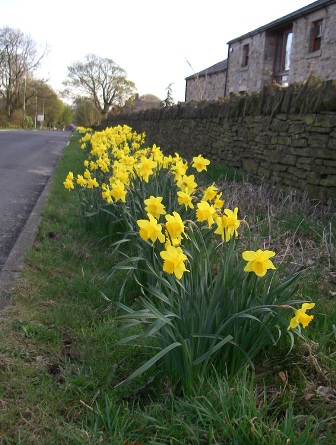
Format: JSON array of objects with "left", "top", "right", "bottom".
[{"left": 0, "top": 133, "right": 335, "bottom": 444}]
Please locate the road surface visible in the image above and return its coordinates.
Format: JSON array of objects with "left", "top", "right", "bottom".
[{"left": 0, "top": 129, "right": 72, "bottom": 308}]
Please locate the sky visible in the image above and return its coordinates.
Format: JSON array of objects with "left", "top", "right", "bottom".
[{"left": 1, "top": 0, "right": 312, "bottom": 103}]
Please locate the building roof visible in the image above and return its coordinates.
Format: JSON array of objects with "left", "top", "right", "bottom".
[
  {"left": 228, "top": 0, "right": 336, "bottom": 44},
  {"left": 185, "top": 59, "right": 227, "bottom": 81}
]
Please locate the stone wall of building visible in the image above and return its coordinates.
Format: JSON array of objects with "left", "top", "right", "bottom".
[
  {"left": 186, "top": 71, "right": 227, "bottom": 102},
  {"left": 226, "top": 33, "right": 267, "bottom": 94},
  {"left": 226, "top": 2, "right": 336, "bottom": 95},
  {"left": 290, "top": 4, "right": 336, "bottom": 84},
  {"left": 101, "top": 79, "right": 336, "bottom": 201}
]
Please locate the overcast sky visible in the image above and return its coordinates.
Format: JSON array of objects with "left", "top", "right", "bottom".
[{"left": 1, "top": 0, "right": 311, "bottom": 102}]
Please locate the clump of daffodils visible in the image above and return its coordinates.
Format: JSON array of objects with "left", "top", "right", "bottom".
[{"left": 64, "top": 125, "right": 317, "bottom": 391}]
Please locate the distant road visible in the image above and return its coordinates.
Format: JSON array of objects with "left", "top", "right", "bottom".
[{"left": 0, "top": 130, "right": 71, "bottom": 273}]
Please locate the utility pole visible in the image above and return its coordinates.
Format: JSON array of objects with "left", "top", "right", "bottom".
[
  {"left": 34, "top": 95, "right": 37, "bottom": 129},
  {"left": 42, "top": 95, "right": 45, "bottom": 128},
  {"left": 22, "top": 75, "right": 26, "bottom": 127}
]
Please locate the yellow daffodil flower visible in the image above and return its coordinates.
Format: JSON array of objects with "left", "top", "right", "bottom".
[
  {"left": 177, "top": 191, "right": 194, "bottom": 209},
  {"left": 76, "top": 174, "right": 87, "bottom": 187},
  {"left": 83, "top": 169, "right": 91, "bottom": 179},
  {"left": 213, "top": 193, "right": 225, "bottom": 210},
  {"left": 96, "top": 157, "right": 110, "bottom": 173},
  {"left": 242, "top": 249, "right": 276, "bottom": 277},
  {"left": 160, "top": 244, "right": 189, "bottom": 279},
  {"left": 214, "top": 207, "right": 240, "bottom": 242},
  {"left": 144, "top": 196, "right": 166, "bottom": 219},
  {"left": 87, "top": 177, "right": 99, "bottom": 189},
  {"left": 159, "top": 154, "right": 171, "bottom": 168},
  {"left": 203, "top": 184, "right": 218, "bottom": 202},
  {"left": 137, "top": 214, "right": 165, "bottom": 244},
  {"left": 101, "top": 184, "right": 112, "bottom": 203},
  {"left": 89, "top": 161, "right": 98, "bottom": 171},
  {"left": 63, "top": 178, "right": 74, "bottom": 190},
  {"left": 110, "top": 179, "right": 127, "bottom": 202},
  {"left": 171, "top": 160, "right": 188, "bottom": 179},
  {"left": 114, "top": 170, "right": 130, "bottom": 185},
  {"left": 151, "top": 145, "right": 164, "bottom": 165},
  {"left": 63, "top": 172, "right": 74, "bottom": 190},
  {"left": 165, "top": 212, "right": 185, "bottom": 239},
  {"left": 196, "top": 201, "right": 216, "bottom": 228},
  {"left": 287, "top": 303, "right": 315, "bottom": 330},
  {"left": 136, "top": 157, "right": 157, "bottom": 182},
  {"left": 192, "top": 154, "right": 210, "bottom": 172},
  {"left": 176, "top": 174, "right": 198, "bottom": 194}
]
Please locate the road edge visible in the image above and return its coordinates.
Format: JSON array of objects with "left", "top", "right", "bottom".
[{"left": 0, "top": 140, "right": 69, "bottom": 311}]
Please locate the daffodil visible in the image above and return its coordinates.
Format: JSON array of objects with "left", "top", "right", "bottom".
[
  {"left": 176, "top": 174, "right": 198, "bottom": 194},
  {"left": 151, "top": 144, "right": 164, "bottom": 165},
  {"left": 114, "top": 169, "right": 130, "bottom": 185},
  {"left": 242, "top": 249, "right": 276, "bottom": 277},
  {"left": 63, "top": 172, "right": 74, "bottom": 190},
  {"left": 89, "top": 161, "right": 98, "bottom": 171},
  {"left": 287, "top": 303, "right": 315, "bottom": 330},
  {"left": 214, "top": 207, "right": 240, "bottom": 242},
  {"left": 202, "top": 184, "right": 218, "bottom": 202},
  {"left": 160, "top": 244, "right": 189, "bottom": 279},
  {"left": 83, "top": 169, "right": 91, "bottom": 179},
  {"left": 171, "top": 159, "right": 188, "bottom": 179},
  {"left": 136, "top": 156, "right": 157, "bottom": 182},
  {"left": 137, "top": 214, "right": 165, "bottom": 244},
  {"left": 102, "top": 184, "right": 113, "bottom": 203},
  {"left": 162, "top": 154, "right": 174, "bottom": 169},
  {"left": 87, "top": 177, "right": 99, "bottom": 189},
  {"left": 63, "top": 178, "right": 74, "bottom": 190},
  {"left": 165, "top": 212, "right": 185, "bottom": 239},
  {"left": 76, "top": 174, "right": 87, "bottom": 187},
  {"left": 166, "top": 235, "right": 183, "bottom": 247},
  {"left": 144, "top": 196, "right": 166, "bottom": 219},
  {"left": 192, "top": 154, "right": 210, "bottom": 172},
  {"left": 213, "top": 193, "right": 225, "bottom": 210},
  {"left": 177, "top": 190, "right": 194, "bottom": 209},
  {"left": 96, "top": 157, "right": 110, "bottom": 173},
  {"left": 110, "top": 179, "right": 127, "bottom": 202},
  {"left": 196, "top": 201, "right": 216, "bottom": 228}
]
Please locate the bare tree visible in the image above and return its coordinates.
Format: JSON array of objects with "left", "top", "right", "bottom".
[
  {"left": 0, "top": 26, "right": 47, "bottom": 117},
  {"left": 63, "top": 54, "right": 136, "bottom": 118}
]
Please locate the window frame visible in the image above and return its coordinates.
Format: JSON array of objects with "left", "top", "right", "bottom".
[
  {"left": 272, "top": 27, "right": 293, "bottom": 85},
  {"left": 310, "top": 19, "right": 323, "bottom": 52},
  {"left": 242, "top": 44, "right": 250, "bottom": 67}
]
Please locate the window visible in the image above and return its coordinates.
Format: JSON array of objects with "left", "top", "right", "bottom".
[
  {"left": 284, "top": 32, "right": 292, "bottom": 71},
  {"left": 242, "top": 44, "right": 249, "bottom": 67},
  {"left": 272, "top": 28, "right": 293, "bottom": 85},
  {"left": 311, "top": 20, "right": 323, "bottom": 52}
]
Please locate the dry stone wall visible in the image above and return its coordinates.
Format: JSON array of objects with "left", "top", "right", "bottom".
[{"left": 101, "top": 79, "right": 336, "bottom": 202}]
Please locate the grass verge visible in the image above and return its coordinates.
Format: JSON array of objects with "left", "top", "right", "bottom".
[{"left": 0, "top": 133, "right": 335, "bottom": 444}]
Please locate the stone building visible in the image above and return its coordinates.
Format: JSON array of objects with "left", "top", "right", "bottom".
[
  {"left": 185, "top": 0, "right": 336, "bottom": 100},
  {"left": 185, "top": 60, "right": 227, "bottom": 102}
]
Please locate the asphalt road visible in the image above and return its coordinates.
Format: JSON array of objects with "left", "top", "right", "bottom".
[{"left": 0, "top": 129, "right": 72, "bottom": 309}]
